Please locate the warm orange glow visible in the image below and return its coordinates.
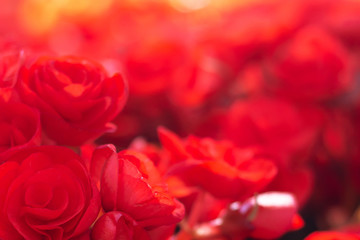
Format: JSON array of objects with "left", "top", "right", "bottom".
[
  {"left": 56, "top": 0, "right": 114, "bottom": 18},
  {"left": 169, "top": 0, "right": 211, "bottom": 12},
  {"left": 19, "top": 0, "right": 59, "bottom": 35},
  {"left": 18, "top": 0, "right": 114, "bottom": 36}
]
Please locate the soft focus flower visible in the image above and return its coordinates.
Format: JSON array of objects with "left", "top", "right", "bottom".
[
  {"left": 0, "top": 0, "right": 359, "bottom": 239},
  {"left": 223, "top": 97, "right": 318, "bottom": 159},
  {"left": 265, "top": 26, "right": 354, "bottom": 101}
]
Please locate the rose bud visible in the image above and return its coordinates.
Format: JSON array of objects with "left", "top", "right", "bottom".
[
  {"left": 236, "top": 192, "right": 300, "bottom": 239},
  {"left": 0, "top": 146, "right": 100, "bottom": 240},
  {"left": 0, "top": 102, "right": 41, "bottom": 157},
  {"left": 91, "top": 211, "right": 150, "bottom": 240},
  {"left": 91, "top": 145, "right": 185, "bottom": 229},
  {"left": 18, "top": 56, "right": 128, "bottom": 146},
  {"left": 190, "top": 192, "right": 302, "bottom": 240}
]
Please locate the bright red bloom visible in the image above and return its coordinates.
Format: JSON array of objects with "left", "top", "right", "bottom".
[
  {"left": 123, "top": 38, "right": 187, "bottom": 97},
  {"left": 0, "top": 146, "right": 100, "bottom": 240},
  {"left": 91, "top": 145, "right": 185, "bottom": 229},
  {"left": 18, "top": 56, "right": 128, "bottom": 146},
  {"left": 158, "top": 127, "right": 277, "bottom": 201}
]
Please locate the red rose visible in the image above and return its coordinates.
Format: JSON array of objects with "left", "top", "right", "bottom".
[
  {"left": 123, "top": 38, "right": 187, "bottom": 97},
  {"left": 236, "top": 192, "right": 300, "bottom": 239},
  {"left": 0, "top": 146, "right": 100, "bottom": 240},
  {"left": 91, "top": 145, "right": 184, "bottom": 229},
  {"left": 18, "top": 56, "right": 128, "bottom": 146},
  {"left": 158, "top": 127, "right": 277, "bottom": 201},
  {"left": 0, "top": 102, "right": 41, "bottom": 157},
  {"left": 91, "top": 211, "right": 150, "bottom": 240}
]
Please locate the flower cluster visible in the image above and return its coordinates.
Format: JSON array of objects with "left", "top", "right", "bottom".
[{"left": 1, "top": 0, "right": 360, "bottom": 239}]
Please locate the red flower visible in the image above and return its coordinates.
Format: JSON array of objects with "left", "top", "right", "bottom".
[
  {"left": 222, "top": 97, "right": 322, "bottom": 170},
  {"left": 223, "top": 98, "right": 318, "bottom": 204},
  {"left": 0, "top": 146, "right": 100, "bottom": 240},
  {"left": 91, "top": 145, "right": 184, "bottom": 229},
  {"left": 123, "top": 38, "right": 187, "bottom": 97},
  {"left": 18, "top": 56, "right": 128, "bottom": 146},
  {"left": 167, "top": 50, "right": 226, "bottom": 109},
  {"left": 235, "top": 192, "right": 301, "bottom": 239},
  {"left": 223, "top": 98, "right": 317, "bottom": 155},
  {"left": 158, "top": 127, "right": 277, "bottom": 201},
  {"left": 0, "top": 102, "right": 41, "bottom": 157},
  {"left": 265, "top": 26, "right": 354, "bottom": 101},
  {"left": 201, "top": 0, "right": 303, "bottom": 74}
]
